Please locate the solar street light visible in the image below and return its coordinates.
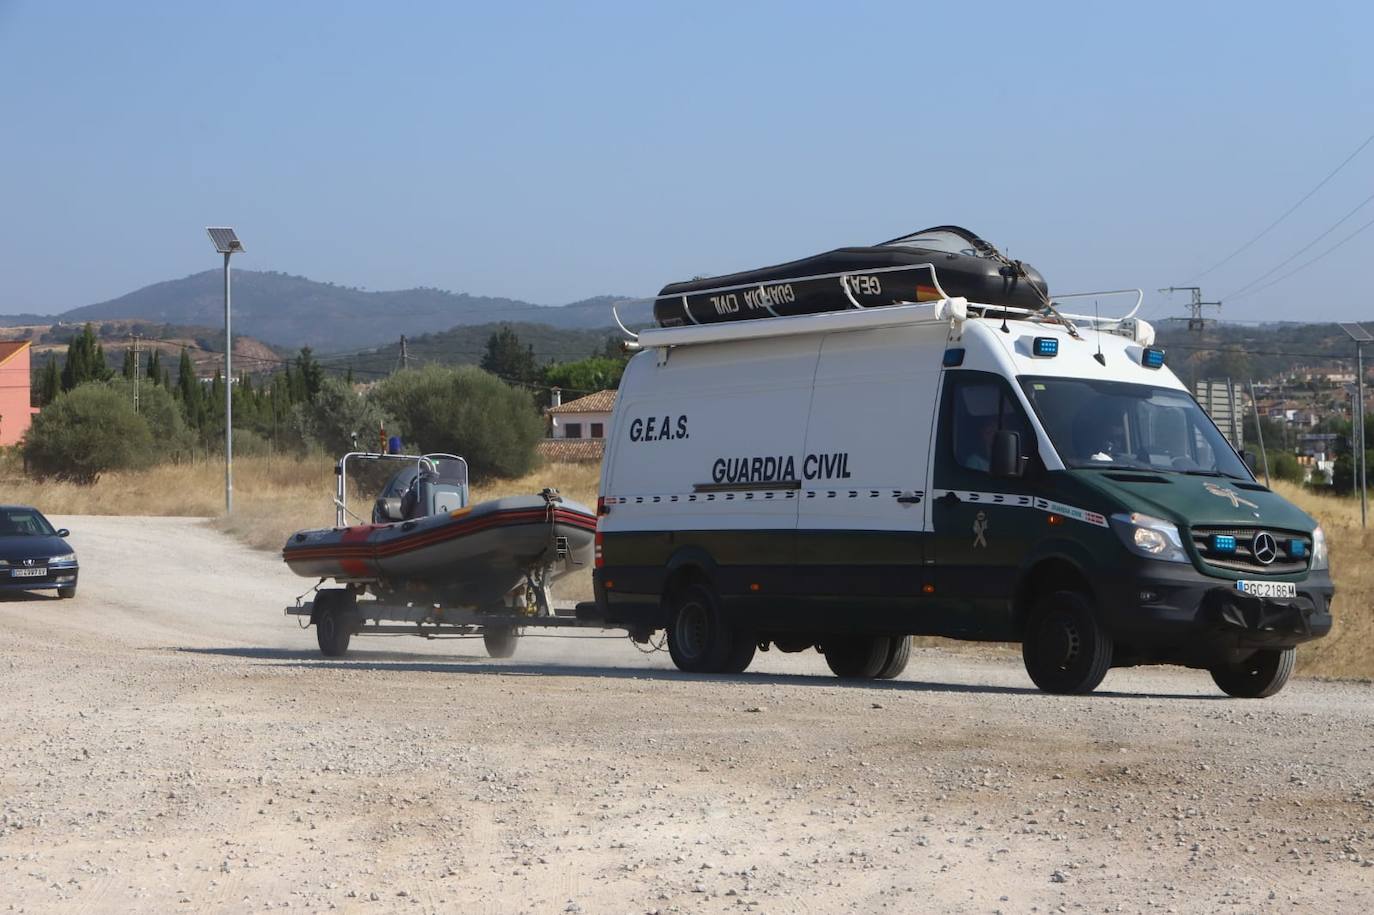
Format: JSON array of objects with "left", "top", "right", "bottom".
[
  {"left": 206, "top": 227, "right": 244, "bottom": 513},
  {"left": 1340, "top": 323, "right": 1371, "bottom": 527}
]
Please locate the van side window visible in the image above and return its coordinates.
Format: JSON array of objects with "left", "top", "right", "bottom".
[{"left": 952, "top": 380, "right": 1032, "bottom": 474}]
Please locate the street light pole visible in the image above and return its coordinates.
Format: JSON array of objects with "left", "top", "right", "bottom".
[
  {"left": 1359, "top": 341, "right": 1367, "bottom": 527},
  {"left": 223, "top": 250, "right": 233, "bottom": 514},
  {"left": 207, "top": 228, "right": 244, "bottom": 515}
]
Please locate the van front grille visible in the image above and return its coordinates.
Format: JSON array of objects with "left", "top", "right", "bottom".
[{"left": 1190, "top": 526, "right": 1310, "bottom": 575}]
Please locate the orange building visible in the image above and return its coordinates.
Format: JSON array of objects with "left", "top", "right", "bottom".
[{"left": 0, "top": 341, "right": 38, "bottom": 447}]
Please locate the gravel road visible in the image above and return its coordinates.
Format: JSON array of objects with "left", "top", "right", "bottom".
[{"left": 2, "top": 516, "right": 1372, "bottom": 914}]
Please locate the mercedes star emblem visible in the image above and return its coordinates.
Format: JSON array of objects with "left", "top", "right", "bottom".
[{"left": 1252, "top": 531, "right": 1278, "bottom": 566}]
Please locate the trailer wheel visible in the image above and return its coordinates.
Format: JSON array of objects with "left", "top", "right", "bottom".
[
  {"left": 1210, "top": 647, "right": 1295, "bottom": 698},
  {"left": 484, "top": 627, "right": 519, "bottom": 659},
  {"left": 314, "top": 589, "right": 356, "bottom": 658},
  {"left": 823, "top": 635, "right": 892, "bottom": 679},
  {"left": 875, "top": 635, "right": 912, "bottom": 680},
  {"left": 1022, "top": 590, "right": 1112, "bottom": 694},
  {"left": 667, "top": 581, "right": 734, "bottom": 673}
]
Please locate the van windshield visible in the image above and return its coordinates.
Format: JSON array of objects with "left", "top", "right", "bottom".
[{"left": 1019, "top": 377, "right": 1252, "bottom": 479}]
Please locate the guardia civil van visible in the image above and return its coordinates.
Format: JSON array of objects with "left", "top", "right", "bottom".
[{"left": 593, "top": 227, "right": 1333, "bottom": 697}]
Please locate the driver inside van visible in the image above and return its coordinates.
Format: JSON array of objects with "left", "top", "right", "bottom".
[{"left": 963, "top": 415, "right": 998, "bottom": 472}]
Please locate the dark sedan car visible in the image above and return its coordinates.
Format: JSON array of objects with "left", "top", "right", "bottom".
[{"left": 0, "top": 505, "right": 78, "bottom": 599}]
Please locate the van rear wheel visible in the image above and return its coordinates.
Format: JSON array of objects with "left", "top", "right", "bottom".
[
  {"left": 667, "top": 582, "right": 735, "bottom": 673},
  {"left": 1210, "top": 647, "right": 1295, "bottom": 698},
  {"left": 875, "top": 635, "right": 912, "bottom": 680},
  {"left": 1022, "top": 590, "right": 1112, "bottom": 694},
  {"left": 824, "top": 635, "right": 892, "bottom": 679}
]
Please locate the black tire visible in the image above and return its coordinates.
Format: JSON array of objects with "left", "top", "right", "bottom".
[
  {"left": 1210, "top": 648, "right": 1295, "bottom": 698},
  {"left": 722, "top": 635, "right": 757, "bottom": 674},
  {"left": 875, "top": 635, "right": 911, "bottom": 680},
  {"left": 314, "top": 589, "right": 356, "bottom": 658},
  {"left": 57, "top": 587, "right": 77, "bottom": 600},
  {"left": 824, "top": 635, "right": 893, "bottom": 679},
  {"left": 1021, "top": 590, "right": 1113, "bottom": 694},
  {"left": 483, "top": 626, "right": 519, "bottom": 659},
  {"left": 666, "top": 581, "right": 735, "bottom": 673}
]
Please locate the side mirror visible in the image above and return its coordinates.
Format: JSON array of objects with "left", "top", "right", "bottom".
[
  {"left": 991, "top": 430, "right": 1025, "bottom": 479},
  {"left": 1241, "top": 450, "right": 1258, "bottom": 473},
  {"left": 374, "top": 497, "right": 404, "bottom": 523},
  {"left": 56, "top": 528, "right": 70, "bottom": 538}
]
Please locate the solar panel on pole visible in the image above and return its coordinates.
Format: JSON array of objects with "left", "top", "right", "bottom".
[
  {"left": 206, "top": 227, "right": 243, "bottom": 254},
  {"left": 205, "top": 227, "right": 243, "bottom": 513}
]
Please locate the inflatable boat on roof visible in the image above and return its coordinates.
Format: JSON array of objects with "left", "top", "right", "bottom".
[{"left": 653, "top": 225, "right": 1048, "bottom": 327}]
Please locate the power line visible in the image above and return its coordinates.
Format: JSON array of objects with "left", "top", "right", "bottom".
[
  {"left": 1222, "top": 211, "right": 1374, "bottom": 303},
  {"left": 1190, "top": 130, "right": 1374, "bottom": 281},
  {"left": 1222, "top": 189, "right": 1374, "bottom": 300}
]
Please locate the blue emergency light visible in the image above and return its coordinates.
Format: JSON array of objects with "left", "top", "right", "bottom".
[
  {"left": 1032, "top": 337, "right": 1059, "bottom": 358},
  {"left": 1142, "top": 347, "right": 1166, "bottom": 369},
  {"left": 1210, "top": 534, "right": 1237, "bottom": 554},
  {"left": 943, "top": 348, "right": 966, "bottom": 367},
  {"left": 1288, "top": 539, "right": 1307, "bottom": 559}
]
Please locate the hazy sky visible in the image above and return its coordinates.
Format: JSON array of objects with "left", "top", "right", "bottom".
[{"left": 3, "top": 1, "right": 1373, "bottom": 324}]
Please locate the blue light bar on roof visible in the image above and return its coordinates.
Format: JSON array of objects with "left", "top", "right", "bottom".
[
  {"left": 1032, "top": 337, "right": 1059, "bottom": 358},
  {"left": 1142, "top": 347, "right": 1166, "bottom": 369}
]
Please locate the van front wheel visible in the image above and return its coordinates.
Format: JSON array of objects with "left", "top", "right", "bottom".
[
  {"left": 1210, "top": 647, "right": 1295, "bottom": 698},
  {"left": 1022, "top": 590, "right": 1113, "bottom": 695},
  {"left": 667, "top": 582, "right": 734, "bottom": 673}
]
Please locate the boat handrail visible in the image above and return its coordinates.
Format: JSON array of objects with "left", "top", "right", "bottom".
[{"left": 335, "top": 451, "right": 469, "bottom": 528}]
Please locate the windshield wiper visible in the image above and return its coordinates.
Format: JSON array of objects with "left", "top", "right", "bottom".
[{"left": 1176, "top": 469, "right": 1250, "bottom": 481}]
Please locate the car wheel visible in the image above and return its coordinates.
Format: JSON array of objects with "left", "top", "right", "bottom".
[
  {"left": 1210, "top": 647, "right": 1295, "bottom": 698},
  {"left": 824, "top": 635, "right": 892, "bottom": 679},
  {"left": 57, "top": 586, "right": 77, "bottom": 600},
  {"left": 1022, "top": 590, "right": 1113, "bottom": 694}
]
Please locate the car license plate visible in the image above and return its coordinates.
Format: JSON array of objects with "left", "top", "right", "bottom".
[
  {"left": 11, "top": 567, "right": 46, "bottom": 578},
  {"left": 1236, "top": 580, "right": 1297, "bottom": 599}
]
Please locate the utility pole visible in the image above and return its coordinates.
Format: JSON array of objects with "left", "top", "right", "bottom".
[
  {"left": 132, "top": 334, "right": 140, "bottom": 414},
  {"left": 1160, "top": 286, "right": 1222, "bottom": 332},
  {"left": 1340, "top": 324, "right": 1370, "bottom": 527},
  {"left": 398, "top": 335, "right": 410, "bottom": 372}
]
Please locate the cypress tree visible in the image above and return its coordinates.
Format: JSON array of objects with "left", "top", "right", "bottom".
[
  {"left": 121, "top": 348, "right": 136, "bottom": 380},
  {"left": 39, "top": 357, "right": 61, "bottom": 405}
]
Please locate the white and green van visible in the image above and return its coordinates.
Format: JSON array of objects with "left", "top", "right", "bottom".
[{"left": 593, "top": 294, "right": 1334, "bottom": 697}]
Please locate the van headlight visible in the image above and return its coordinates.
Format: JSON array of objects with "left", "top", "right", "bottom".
[
  {"left": 1311, "top": 526, "right": 1328, "bottom": 571},
  {"left": 1110, "top": 513, "right": 1189, "bottom": 563}
]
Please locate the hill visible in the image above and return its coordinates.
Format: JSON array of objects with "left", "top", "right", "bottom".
[
  {"left": 5, "top": 319, "right": 287, "bottom": 379},
  {"left": 16, "top": 270, "right": 654, "bottom": 351},
  {"left": 325, "top": 322, "right": 622, "bottom": 380}
]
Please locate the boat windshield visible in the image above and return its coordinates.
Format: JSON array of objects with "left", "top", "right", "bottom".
[
  {"left": 879, "top": 225, "right": 991, "bottom": 257},
  {"left": 1019, "top": 376, "right": 1252, "bottom": 479}
]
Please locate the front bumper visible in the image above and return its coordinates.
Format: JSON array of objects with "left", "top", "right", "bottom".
[
  {"left": 0, "top": 566, "right": 79, "bottom": 592},
  {"left": 1100, "top": 561, "right": 1333, "bottom": 666}
]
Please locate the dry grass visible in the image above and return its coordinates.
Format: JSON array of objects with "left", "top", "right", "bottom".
[
  {"left": 3, "top": 452, "right": 1368, "bottom": 678},
  {"left": 1271, "top": 481, "right": 1374, "bottom": 680}
]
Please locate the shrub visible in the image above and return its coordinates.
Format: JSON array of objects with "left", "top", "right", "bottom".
[
  {"left": 372, "top": 365, "right": 544, "bottom": 478},
  {"left": 106, "top": 378, "right": 195, "bottom": 459},
  {"left": 23, "top": 384, "right": 156, "bottom": 483},
  {"left": 290, "top": 376, "right": 396, "bottom": 456}
]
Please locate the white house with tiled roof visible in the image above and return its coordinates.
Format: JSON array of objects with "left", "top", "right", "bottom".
[
  {"left": 545, "top": 388, "right": 616, "bottom": 441},
  {"left": 538, "top": 388, "right": 616, "bottom": 463}
]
